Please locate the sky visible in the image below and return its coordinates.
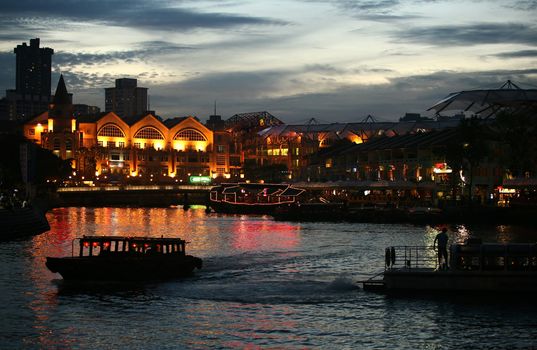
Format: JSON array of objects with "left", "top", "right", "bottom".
[{"left": 1, "top": 0, "right": 537, "bottom": 123}]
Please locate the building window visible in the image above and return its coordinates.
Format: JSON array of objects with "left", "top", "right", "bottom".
[
  {"left": 119, "top": 142, "right": 125, "bottom": 148},
  {"left": 29, "top": 129, "right": 35, "bottom": 136},
  {"left": 53, "top": 138, "right": 61, "bottom": 151},
  {"left": 97, "top": 141, "right": 103, "bottom": 147},
  {"left": 174, "top": 129, "right": 207, "bottom": 141},
  {"left": 217, "top": 155, "right": 226, "bottom": 166},
  {"left": 217, "top": 145, "right": 225, "bottom": 153},
  {"left": 124, "top": 153, "right": 130, "bottom": 161},
  {"left": 98, "top": 124, "right": 125, "bottom": 137},
  {"left": 216, "top": 168, "right": 226, "bottom": 174},
  {"left": 134, "top": 142, "right": 140, "bottom": 148},
  {"left": 160, "top": 155, "right": 168, "bottom": 162},
  {"left": 65, "top": 139, "right": 72, "bottom": 151},
  {"left": 134, "top": 127, "right": 164, "bottom": 140},
  {"left": 111, "top": 154, "right": 120, "bottom": 161},
  {"left": 107, "top": 141, "right": 116, "bottom": 148}
]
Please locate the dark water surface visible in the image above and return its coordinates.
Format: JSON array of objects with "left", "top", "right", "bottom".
[{"left": 1, "top": 207, "right": 537, "bottom": 349}]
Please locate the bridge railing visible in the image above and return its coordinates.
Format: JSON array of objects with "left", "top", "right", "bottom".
[{"left": 57, "top": 185, "right": 213, "bottom": 192}]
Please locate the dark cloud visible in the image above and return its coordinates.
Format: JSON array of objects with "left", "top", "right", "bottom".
[
  {"left": 394, "top": 22, "right": 537, "bottom": 46},
  {"left": 0, "top": 0, "right": 286, "bottom": 31},
  {"left": 335, "top": 0, "right": 400, "bottom": 11},
  {"left": 313, "top": 0, "right": 422, "bottom": 22},
  {"left": 508, "top": 0, "right": 537, "bottom": 11},
  {"left": 128, "top": 68, "right": 537, "bottom": 122},
  {"left": 53, "top": 41, "right": 194, "bottom": 68},
  {"left": 303, "top": 64, "right": 345, "bottom": 75},
  {"left": 492, "top": 49, "right": 537, "bottom": 58}
]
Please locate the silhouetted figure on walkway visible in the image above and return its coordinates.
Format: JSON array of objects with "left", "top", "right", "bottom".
[{"left": 433, "top": 228, "right": 449, "bottom": 270}]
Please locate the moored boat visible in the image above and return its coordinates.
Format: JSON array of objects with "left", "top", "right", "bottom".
[
  {"left": 0, "top": 206, "right": 50, "bottom": 240},
  {"left": 46, "top": 236, "right": 202, "bottom": 281},
  {"left": 209, "top": 183, "right": 305, "bottom": 214},
  {"left": 272, "top": 202, "right": 347, "bottom": 221},
  {"left": 361, "top": 240, "right": 537, "bottom": 292}
]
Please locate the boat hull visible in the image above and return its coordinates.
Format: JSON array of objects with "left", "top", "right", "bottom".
[
  {"left": 46, "top": 255, "right": 202, "bottom": 281},
  {"left": 383, "top": 268, "right": 537, "bottom": 292},
  {"left": 0, "top": 207, "right": 50, "bottom": 240},
  {"left": 272, "top": 203, "right": 346, "bottom": 222},
  {"left": 209, "top": 200, "right": 284, "bottom": 215}
]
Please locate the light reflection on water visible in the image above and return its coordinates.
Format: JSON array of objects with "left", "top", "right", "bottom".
[{"left": 1, "top": 207, "right": 537, "bottom": 349}]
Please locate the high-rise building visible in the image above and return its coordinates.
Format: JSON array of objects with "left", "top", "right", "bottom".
[
  {"left": 105, "top": 78, "right": 148, "bottom": 118},
  {"left": 1, "top": 38, "right": 54, "bottom": 120},
  {"left": 15, "top": 38, "right": 54, "bottom": 97}
]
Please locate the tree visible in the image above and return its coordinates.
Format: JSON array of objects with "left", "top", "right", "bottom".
[
  {"left": 244, "top": 162, "right": 288, "bottom": 183},
  {"left": 443, "top": 117, "right": 490, "bottom": 202},
  {"left": 494, "top": 110, "right": 537, "bottom": 178}
]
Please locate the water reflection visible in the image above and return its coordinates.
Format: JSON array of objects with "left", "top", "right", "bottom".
[{"left": 3, "top": 207, "right": 536, "bottom": 349}]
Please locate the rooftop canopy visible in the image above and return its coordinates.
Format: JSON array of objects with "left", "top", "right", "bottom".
[{"left": 428, "top": 80, "right": 537, "bottom": 118}]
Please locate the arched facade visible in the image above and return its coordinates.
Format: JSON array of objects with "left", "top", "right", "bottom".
[{"left": 76, "top": 113, "right": 217, "bottom": 179}]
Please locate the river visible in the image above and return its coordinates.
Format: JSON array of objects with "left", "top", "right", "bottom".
[{"left": 1, "top": 206, "right": 537, "bottom": 349}]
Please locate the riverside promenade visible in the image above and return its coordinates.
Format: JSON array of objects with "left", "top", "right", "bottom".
[{"left": 55, "top": 185, "right": 211, "bottom": 207}]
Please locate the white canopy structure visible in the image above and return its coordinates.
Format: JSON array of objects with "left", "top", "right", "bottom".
[{"left": 428, "top": 80, "right": 537, "bottom": 118}]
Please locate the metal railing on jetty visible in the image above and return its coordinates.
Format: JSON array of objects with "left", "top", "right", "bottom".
[
  {"left": 385, "top": 246, "right": 438, "bottom": 270},
  {"left": 359, "top": 246, "right": 439, "bottom": 291}
]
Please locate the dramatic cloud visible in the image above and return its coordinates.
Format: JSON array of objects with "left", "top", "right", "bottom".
[
  {"left": 492, "top": 50, "right": 537, "bottom": 58},
  {"left": 394, "top": 23, "right": 537, "bottom": 46},
  {"left": 0, "top": 0, "right": 286, "bottom": 31},
  {"left": 126, "top": 68, "right": 537, "bottom": 122},
  {"left": 54, "top": 42, "right": 194, "bottom": 67},
  {"left": 1, "top": 0, "right": 536, "bottom": 122}
]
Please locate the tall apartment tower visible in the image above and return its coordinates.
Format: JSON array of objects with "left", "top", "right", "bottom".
[
  {"left": 1, "top": 38, "right": 54, "bottom": 120},
  {"left": 15, "top": 38, "right": 54, "bottom": 97},
  {"left": 105, "top": 78, "right": 148, "bottom": 118}
]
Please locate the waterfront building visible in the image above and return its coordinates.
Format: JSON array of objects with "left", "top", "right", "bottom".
[
  {"left": 24, "top": 75, "right": 79, "bottom": 162},
  {"left": 78, "top": 112, "right": 219, "bottom": 180},
  {"left": 1, "top": 38, "right": 54, "bottom": 120},
  {"left": 24, "top": 78, "right": 231, "bottom": 181},
  {"left": 105, "top": 78, "right": 148, "bottom": 118},
  {"left": 253, "top": 116, "right": 461, "bottom": 180},
  {"left": 305, "top": 127, "right": 503, "bottom": 206}
]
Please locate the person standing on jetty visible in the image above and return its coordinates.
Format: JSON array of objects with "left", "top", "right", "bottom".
[{"left": 433, "top": 227, "right": 449, "bottom": 270}]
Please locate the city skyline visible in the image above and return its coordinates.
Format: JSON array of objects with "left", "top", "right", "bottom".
[{"left": 1, "top": 0, "right": 537, "bottom": 122}]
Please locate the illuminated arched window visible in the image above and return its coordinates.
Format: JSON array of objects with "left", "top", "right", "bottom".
[
  {"left": 134, "top": 127, "right": 164, "bottom": 140},
  {"left": 98, "top": 124, "right": 125, "bottom": 138},
  {"left": 174, "top": 129, "right": 207, "bottom": 141}
]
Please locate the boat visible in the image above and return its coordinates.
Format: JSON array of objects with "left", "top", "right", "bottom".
[
  {"left": 272, "top": 202, "right": 347, "bottom": 222},
  {"left": 46, "top": 235, "right": 203, "bottom": 281},
  {"left": 0, "top": 206, "right": 50, "bottom": 240},
  {"left": 360, "top": 239, "right": 537, "bottom": 292},
  {"left": 208, "top": 183, "right": 305, "bottom": 214}
]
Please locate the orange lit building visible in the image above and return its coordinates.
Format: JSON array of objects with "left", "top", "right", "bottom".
[{"left": 24, "top": 76, "right": 233, "bottom": 182}]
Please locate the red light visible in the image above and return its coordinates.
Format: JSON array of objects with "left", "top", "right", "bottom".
[
  {"left": 144, "top": 244, "right": 149, "bottom": 248},
  {"left": 93, "top": 242, "right": 99, "bottom": 247},
  {"left": 103, "top": 242, "right": 110, "bottom": 247},
  {"left": 83, "top": 242, "right": 89, "bottom": 247},
  {"left": 132, "top": 243, "right": 137, "bottom": 248}
]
